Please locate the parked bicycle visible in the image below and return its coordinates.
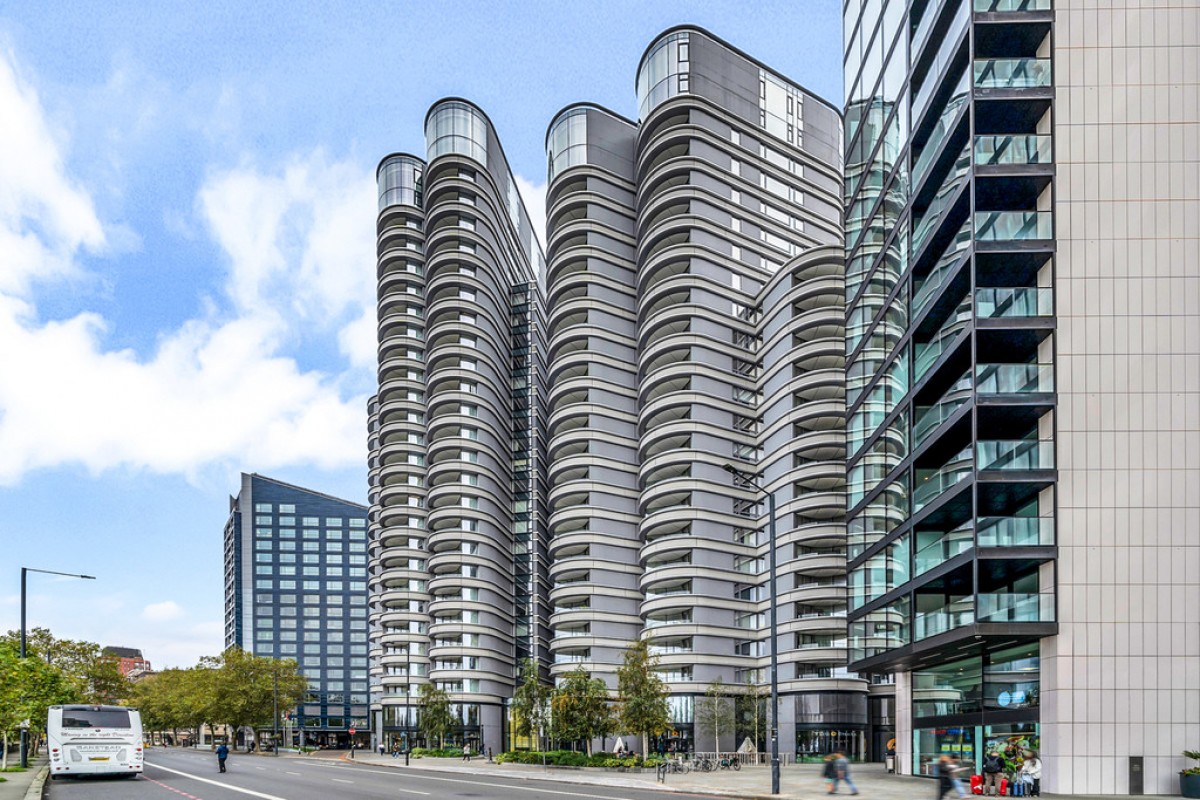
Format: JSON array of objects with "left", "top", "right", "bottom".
[{"left": 719, "top": 754, "right": 741, "bottom": 771}]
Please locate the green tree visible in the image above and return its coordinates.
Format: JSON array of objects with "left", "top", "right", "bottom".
[
  {"left": 0, "top": 642, "right": 78, "bottom": 768},
  {"left": 696, "top": 677, "right": 735, "bottom": 753},
  {"left": 511, "top": 657, "right": 550, "bottom": 750},
  {"left": 550, "top": 667, "right": 614, "bottom": 755},
  {"left": 617, "top": 640, "right": 670, "bottom": 755},
  {"left": 418, "top": 683, "right": 455, "bottom": 748},
  {"left": 735, "top": 672, "right": 768, "bottom": 753},
  {"left": 2, "top": 627, "right": 130, "bottom": 704},
  {"left": 209, "top": 648, "right": 308, "bottom": 748}
]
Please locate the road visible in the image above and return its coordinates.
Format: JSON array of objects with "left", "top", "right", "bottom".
[{"left": 42, "top": 749, "right": 704, "bottom": 800}]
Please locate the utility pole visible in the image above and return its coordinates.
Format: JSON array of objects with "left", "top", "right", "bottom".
[{"left": 273, "top": 667, "right": 279, "bottom": 756}]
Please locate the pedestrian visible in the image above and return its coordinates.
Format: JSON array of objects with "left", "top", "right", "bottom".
[
  {"left": 216, "top": 743, "right": 229, "bottom": 773},
  {"left": 1019, "top": 751, "right": 1041, "bottom": 797},
  {"left": 463, "top": 743, "right": 471, "bottom": 762},
  {"left": 935, "top": 755, "right": 967, "bottom": 799},
  {"left": 829, "top": 751, "right": 859, "bottom": 795},
  {"left": 982, "top": 749, "right": 1004, "bottom": 796},
  {"left": 822, "top": 754, "right": 837, "bottom": 793},
  {"left": 392, "top": 743, "right": 400, "bottom": 758}
]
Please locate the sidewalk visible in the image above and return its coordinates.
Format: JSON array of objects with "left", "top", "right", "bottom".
[
  {"left": 0, "top": 756, "right": 47, "bottom": 800},
  {"left": 342, "top": 754, "right": 1183, "bottom": 800}
]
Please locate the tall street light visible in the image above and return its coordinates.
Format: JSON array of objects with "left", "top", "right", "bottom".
[
  {"left": 722, "top": 464, "right": 780, "bottom": 796},
  {"left": 19, "top": 567, "right": 96, "bottom": 768}
]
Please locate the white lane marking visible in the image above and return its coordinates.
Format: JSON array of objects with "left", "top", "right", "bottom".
[
  {"left": 286, "top": 771, "right": 302, "bottom": 775},
  {"left": 332, "top": 777, "right": 354, "bottom": 783},
  {"left": 144, "top": 762, "right": 291, "bottom": 800},
  {"left": 256, "top": 766, "right": 266, "bottom": 770},
  {"left": 396, "top": 789, "right": 431, "bottom": 796},
  {"left": 324, "top": 764, "right": 652, "bottom": 800}
]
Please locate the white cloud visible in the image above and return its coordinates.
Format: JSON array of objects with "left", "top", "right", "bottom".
[
  {"left": 142, "top": 600, "right": 184, "bottom": 622},
  {"left": 0, "top": 48, "right": 106, "bottom": 295},
  {"left": 0, "top": 47, "right": 375, "bottom": 486},
  {"left": 515, "top": 174, "right": 547, "bottom": 250}
]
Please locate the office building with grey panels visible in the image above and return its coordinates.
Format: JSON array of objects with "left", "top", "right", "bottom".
[
  {"left": 842, "top": 0, "right": 1200, "bottom": 793},
  {"left": 223, "top": 472, "right": 370, "bottom": 747},
  {"left": 369, "top": 100, "right": 549, "bottom": 755}
]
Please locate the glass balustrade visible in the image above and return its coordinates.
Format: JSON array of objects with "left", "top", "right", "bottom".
[
  {"left": 975, "top": 211, "right": 1053, "bottom": 241},
  {"left": 977, "top": 439, "right": 1055, "bottom": 470},
  {"left": 976, "top": 286, "right": 1054, "bottom": 317},
  {"left": 976, "top": 362, "right": 1055, "bottom": 394},
  {"left": 913, "top": 71, "right": 971, "bottom": 187},
  {"left": 913, "top": 2, "right": 971, "bottom": 121},
  {"left": 975, "top": 134, "right": 1053, "bottom": 166},
  {"left": 975, "top": 0, "right": 1052, "bottom": 11},
  {"left": 913, "top": 373, "right": 972, "bottom": 445},
  {"left": 977, "top": 592, "right": 1055, "bottom": 623},
  {"left": 977, "top": 515, "right": 1055, "bottom": 547},
  {"left": 974, "top": 58, "right": 1052, "bottom": 89},
  {"left": 913, "top": 447, "right": 974, "bottom": 511},
  {"left": 913, "top": 221, "right": 972, "bottom": 319},
  {"left": 913, "top": 299, "right": 971, "bottom": 380},
  {"left": 913, "top": 524, "right": 976, "bottom": 575},
  {"left": 912, "top": 145, "right": 972, "bottom": 257},
  {"left": 915, "top": 603, "right": 975, "bottom": 639}
]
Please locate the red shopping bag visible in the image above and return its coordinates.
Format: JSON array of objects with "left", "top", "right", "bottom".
[{"left": 971, "top": 774, "right": 983, "bottom": 794}]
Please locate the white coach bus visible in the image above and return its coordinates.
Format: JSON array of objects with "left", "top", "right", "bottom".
[{"left": 47, "top": 704, "right": 144, "bottom": 779}]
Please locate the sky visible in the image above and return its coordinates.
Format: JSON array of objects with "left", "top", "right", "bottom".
[{"left": 0, "top": 1, "right": 843, "bottom": 669}]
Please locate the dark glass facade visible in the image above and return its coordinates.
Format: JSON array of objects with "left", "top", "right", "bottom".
[{"left": 224, "top": 473, "right": 370, "bottom": 746}]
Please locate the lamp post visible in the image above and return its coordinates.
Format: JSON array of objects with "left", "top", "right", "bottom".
[
  {"left": 723, "top": 464, "right": 780, "bottom": 795},
  {"left": 19, "top": 567, "right": 96, "bottom": 769},
  {"left": 273, "top": 667, "right": 279, "bottom": 757}
]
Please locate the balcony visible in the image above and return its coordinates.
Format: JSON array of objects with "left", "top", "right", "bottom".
[
  {"left": 976, "top": 286, "right": 1053, "bottom": 317},
  {"left": 912, "top": 145, "right": 972, "bottom": 258},
  {"left": 913, "top": 373, "right": 972, "bottom": 446},
  {"left": 977, "top": 515, "right": 1054, "bottom": 547},
  {"left": 974, "top": 58, "right": 1052, "bottom": 89},
  {"left": 913, "top": 447, "right": 974, "bottom": 511},
  {"left": 975, "top": 134, "right": 1052, "bottom": 166},
  {"left": 974, "top": 0, "right": 1051, "bottom": 11},
  {"left": 913, "top": 524, "right": 975, "bottom": 576},
  {"left": 915, "top": 603, "right": 975, "bottom": 639},
  {"left": 913, "top": 221, "right": 972, "bottom": 320},
  {"left": 975, "top": 211, "right": 1053, "bottom": 242},
  {"left": 914, "top": 298, "right": 971, "bottom": 381},
  {"left": 978, "top": 439, "right": 1054, "bottom": 470},
  {"left": 976, "top": 362, "right": 1055, "bottom": 394},
  {"left": 977, "top": 591, "right": 1055, "bottom": 623}
]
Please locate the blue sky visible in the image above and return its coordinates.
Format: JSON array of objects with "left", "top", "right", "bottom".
[{"left": 0, "top": 1, "right": 843, "bottom": 667}]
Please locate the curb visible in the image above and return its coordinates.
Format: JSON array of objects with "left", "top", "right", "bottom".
[{"left": 22, "top": 766, "right": 47, "bottom": 800}]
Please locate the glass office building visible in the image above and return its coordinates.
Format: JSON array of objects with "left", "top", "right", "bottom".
[
  {"left": 842, "top": 0, "right": 1200, "bottom": 793},
  {"left": 223, "top": 473, "right": 370, "bottom": 747}
]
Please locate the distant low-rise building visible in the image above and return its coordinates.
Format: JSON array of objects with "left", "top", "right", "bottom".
[{"left": 102, "top": 646, "right": 151, "bottom": 678}]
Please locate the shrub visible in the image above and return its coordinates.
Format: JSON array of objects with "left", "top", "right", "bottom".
[{"left": 1183, "top": 750, "right": 1200, "bottom": 776}]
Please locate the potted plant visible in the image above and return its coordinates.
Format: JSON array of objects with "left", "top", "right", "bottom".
[{"left": 1181, "top": 750, "right": 1200, "bottom": 798}]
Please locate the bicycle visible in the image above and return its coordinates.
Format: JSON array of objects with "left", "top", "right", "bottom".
[
  {"left": 719, "top": 754, "right": 741, "bottom": 771},
  {"left": 666, "top": 757, "right": 691, "bottom": 774},
  {"left": 695, "top": 756, "right": 716, "bottom": 772}
]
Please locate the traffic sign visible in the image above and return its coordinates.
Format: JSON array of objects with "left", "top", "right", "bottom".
[{"left": 348, "top": 727, "right": 356, "bottom": 735}]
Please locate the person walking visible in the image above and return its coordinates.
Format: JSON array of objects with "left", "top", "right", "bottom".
[
  {"left": 462, "top": 743, "right": 471, "bottom": 762},
  {"left": 822, "top": 754, "right": 837, "bottom": 793},
  {"left": 216, "top": 743, "right": 229, "bottom": 773},
  {"left": 935, "top": 755, "right": 967, "bottom": 799},
  {"left": 1019, "top": 751, "right": 1042, "bottom": 797},
  {"left": 829, "top": 751, "right": 859, "bottom": 795},
  {"left": 982, "top": 749, "right": 1005, "bottom": 796}
]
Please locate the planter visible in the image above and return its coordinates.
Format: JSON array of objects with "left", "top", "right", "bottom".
[{"left": 1181, "top": 772, "right": 1200, "bottom": 799}]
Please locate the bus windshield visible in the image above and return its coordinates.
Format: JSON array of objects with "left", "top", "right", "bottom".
[{"left": 62, "top": 708, "right": 132, "bottom": 729}]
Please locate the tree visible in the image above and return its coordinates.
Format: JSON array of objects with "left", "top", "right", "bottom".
[
  {"left": 209, "top": 648, "right": 308, "bottom": 748},
  {"left": 616, "top": 641, "right": 670, "bottom": 755},
  {"left": 418, "top": 683, "right": 455, "bottom": 748},
  {"left": 735, "top": 672, "right": 768, "bottom": 753},
  {"left": 0, "top": 642, "right": 78, "bottom": 768},
  {"left": 550, "top": 667, "right": 614, "bottom": 756},
  {"left": 696, "top": 677, "right": 735, "bottom": 753},
  {"left": 511, "top": 657, "right": 550, "bottom": 750},
  {"left": 2, "top": 627, "right": 130, "bottom": 704}
]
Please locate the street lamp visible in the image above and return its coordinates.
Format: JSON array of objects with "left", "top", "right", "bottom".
[
  {"left": 19, "top": 567, "right": 96, "bottom": 768},
  {"left": 722, "top": 464, "right": 780, "bottom": 796}
]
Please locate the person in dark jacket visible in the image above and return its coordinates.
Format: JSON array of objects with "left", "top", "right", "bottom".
[
  {"left": 216, "top": 743, "right": 229, "bottom": 773},
  {"left": 936, "top": 755, "right": 967, "bottom": 799},
  {"left": 982, "top": 749, "right": 1005, "bottom": 796},
  {"left": 822, "top": 754, "right": 837, "bottom": 794}
]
